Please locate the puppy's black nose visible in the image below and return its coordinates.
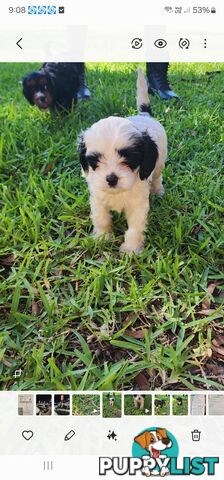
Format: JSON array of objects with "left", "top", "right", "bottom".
[
  {"left": 106, "top": 173, "right": 118, "bottom": 187},
  {"left": 40, "top": 95, "right": 45, "bottom": 102}
]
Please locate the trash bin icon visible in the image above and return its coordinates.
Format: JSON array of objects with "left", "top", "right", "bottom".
[{"left": 191, "top": 430, "right": 201, "bottom": 441}]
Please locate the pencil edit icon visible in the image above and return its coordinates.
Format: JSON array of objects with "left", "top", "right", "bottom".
[{"left": 64, "top": 430, "right": 75, "bottom": 441}]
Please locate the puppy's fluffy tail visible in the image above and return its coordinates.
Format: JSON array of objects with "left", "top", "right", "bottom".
[{"left": 136, "top": 68, "right": 152, "bottom": 115}]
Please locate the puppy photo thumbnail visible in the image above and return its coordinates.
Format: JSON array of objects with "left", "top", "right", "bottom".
[
  {"left": 103, "top": 393, "right": 122, "bottom": 418},
  {"left": 72, "top": 394, "right": 100, "bottom": 416},
  {"left": 124, "top": 394, "right": 152, "bottom": 416},
  {"left": 172, "top": 395, "right": 188, "bottom": 416},
  {"left": 154, "top": 395, "right": 170, "bottom": 415}
]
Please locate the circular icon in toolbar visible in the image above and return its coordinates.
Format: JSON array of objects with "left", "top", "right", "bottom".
[
  {"left": 154, "top": 38, "right": 167, "bottom": 48},
  {"left": 131, "top": 38, "right": 143, "bottom": 50},
  {"left": 179, "top": 38, "right": 190, "bottom": 49}
]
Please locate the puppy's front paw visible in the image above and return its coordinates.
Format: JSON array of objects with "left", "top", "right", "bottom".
[
  {"left": 120, "top": 242, "right": 144, "bottom": 255},
  {"left": 151, "top": 184, "right": 165, "bottom": 196},
  {"left": 92, "top": 228, "right": 112, "bottom": 240}
]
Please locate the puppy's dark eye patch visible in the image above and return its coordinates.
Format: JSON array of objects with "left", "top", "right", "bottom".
[
  {"left": 39, "top": 77, "right": 47, "bottom": 86},
  {"left": 27, "top": 79, "right": 36, "bottom": 88},
  {"left": 86, "top": 152, "right": 101, "bottom": 170},
  {"left": 117, "top": 146, "right": 142, "bottom": 171}
]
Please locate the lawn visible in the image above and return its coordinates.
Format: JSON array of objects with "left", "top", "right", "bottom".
[{"left": 0, "top": 62, "right": 223, "bottom": 391}]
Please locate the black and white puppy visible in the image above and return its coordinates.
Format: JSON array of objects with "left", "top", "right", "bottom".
[
  {"left": 23, "top": 62, "right": 89, "bottom": 111},
  {"left": 78, "top": 69, "right": 167, "bottom": 254}
]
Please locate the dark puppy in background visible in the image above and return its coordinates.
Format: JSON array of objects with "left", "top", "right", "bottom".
[{"left": 23, "top": 62, "right": 90, "bottom": 111}]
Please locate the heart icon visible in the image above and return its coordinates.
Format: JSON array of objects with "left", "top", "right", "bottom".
[{"left": 22, "top": 430, "right": 34, "bottom": 441}]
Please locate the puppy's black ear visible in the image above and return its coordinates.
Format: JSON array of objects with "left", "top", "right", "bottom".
[
  {"left": 77, "top": 134, "right": 88, "bottom": 172},
  {"left": 139, "top": 132, "right": 158, "bottom": 180},
  {"left": 22, "top": 75, "right": 35, "bottom": 105}
]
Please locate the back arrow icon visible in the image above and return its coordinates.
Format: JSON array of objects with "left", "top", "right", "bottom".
[{"left": 16, "top": 38, "right": 23, "bottom": 49}]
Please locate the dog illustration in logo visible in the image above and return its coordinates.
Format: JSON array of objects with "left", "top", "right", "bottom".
[{"left": 134, "top": 428, "right": 172, "bottom": 476}]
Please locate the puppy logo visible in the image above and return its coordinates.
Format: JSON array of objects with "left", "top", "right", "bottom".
[
  {"left": 100, "top": 429, "right": 218, "bottom": 476},
  {"left": 133, "top": 427, "right": 179, "bottom": 477},
  {"left": 99, "top": 428, "right": 218, "bottom": 476}
]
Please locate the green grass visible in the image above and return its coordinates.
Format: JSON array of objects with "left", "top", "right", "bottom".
[
  {"left": 172, "top": 394, "right": 188, "bottom": 415},
  {"left": 102, "top": 393, "right": 122, "bottom": 417},
  {"left": 0, "top": 62, "right": 223, "bottom": 391},
  {"left": 124, "top": 394, "right": 152, "bottom": 415},
  {"left": 72, "top": 394, "right": 100, "bottom": 415}
]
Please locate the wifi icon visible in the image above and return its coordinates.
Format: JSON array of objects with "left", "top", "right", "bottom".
[{"left": 164, "top": 6, "right": 173, "bottom": 13}]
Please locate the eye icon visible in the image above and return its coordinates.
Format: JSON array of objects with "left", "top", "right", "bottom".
[{"left": 154, "top": 38, "right": 167, "bottom": 49}]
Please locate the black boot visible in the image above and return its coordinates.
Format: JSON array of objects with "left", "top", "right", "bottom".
[
  {"left": 77, "top": 64, "right": 91, "bottom": 101},
  {"left": 146, "top": 62, "right": 179, "bottom": 100}
]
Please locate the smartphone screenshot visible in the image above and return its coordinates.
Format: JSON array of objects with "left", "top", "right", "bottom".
[{"left": 0, "top": 0, "right": 223, "bottom": 478}]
